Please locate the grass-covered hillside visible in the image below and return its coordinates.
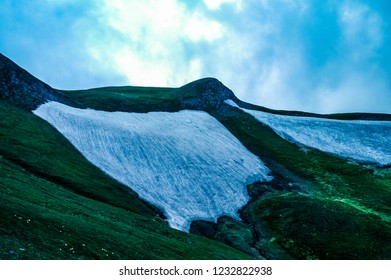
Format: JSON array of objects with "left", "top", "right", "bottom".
[
  {"left": 0, "top": 100, "right": 253, "bottom": 260},
  {"left": 0, "top": 54, "right": 253, "bottom": 260},
  {"left": 51, "top": 85, "right": 391, "bottom": 260},
  {"left": 213, "top": 104, "right": 391, "bottom": 259},
  {"left": 1, "top": 53, "right": 390, "bottom": 259}
]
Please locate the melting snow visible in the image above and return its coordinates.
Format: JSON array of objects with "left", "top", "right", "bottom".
[
  {"left": 34, "top": 102, "right": 272, "bottom": 231},
  {"left": 225, "top": 100, "right": 391, "bottom": 166}
]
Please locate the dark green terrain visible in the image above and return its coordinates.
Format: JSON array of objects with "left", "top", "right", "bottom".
[{"left": 1, "top": 53, "right": 390, "bottom": 259}]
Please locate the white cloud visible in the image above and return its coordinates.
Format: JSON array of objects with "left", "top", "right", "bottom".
[
  {"left": 101, "top": 0, "right": 224, "bottom": 43},
  {"left": 82, "top": 0, "right": 225, "bottom": 87},
  {"left": 184, "top": 12, "right": 224, "bottom": 42},
  {"left": 112, "top": 48, "right": 168, "bottom": 86},
  {"left": 204, "top": 0, "right": 243, "bottom": 11},
  {"left": 339, "top": 2, "right": 383, "bottom": 60},
  {"left": 24, "top": 0, "right": 389, "bottom": 113},
  {"left": 315, "top": 73, "right": 391, "bottom": 114}
]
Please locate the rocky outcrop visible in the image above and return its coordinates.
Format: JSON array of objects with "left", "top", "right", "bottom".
[
  {"left": 179, "top": 77, "right": 240, "bottom": 111},
  {"left": 190, "top": 216, "right": 265, "bottom": 259},
  {"left": 189, "top": 220, "right": 217, "bottom": 238},
  {"left": 0, "top": 53, "right": 72, "bottom": 110}
]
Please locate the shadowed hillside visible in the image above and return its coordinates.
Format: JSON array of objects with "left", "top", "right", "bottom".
[{"left": 1, "top": 53, "right": 390, "bottom": 260}]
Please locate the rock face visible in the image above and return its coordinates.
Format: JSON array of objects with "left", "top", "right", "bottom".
[
  {"left": 179, "top": 77, "right": 240, "bottom": 111},
  {"left": 0, "top": 53, "right": 71, "bottom": 110},
  {"left": 190, "top": 216, "right": 266, "bottom": 259},
  {"left": 189, "top": 220, "right": 217, "bottom": 239}
]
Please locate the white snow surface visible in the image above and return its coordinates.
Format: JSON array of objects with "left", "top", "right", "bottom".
[
  {"left": 224, "top": 99, "right": 240, "bottom": 108},
  {"left": 33, "top": 101, "right": 272, "bottom": 231},
  {"left": 225, "top": 100, "right": 391, "bottom": 166}
]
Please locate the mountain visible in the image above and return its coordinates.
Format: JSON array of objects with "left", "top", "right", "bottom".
[
  {"left": 0, "top": 54, "right": 73, "bottom": 111},
  {"left": 1, "top": 53, "right": 390, "bottom": 260}
]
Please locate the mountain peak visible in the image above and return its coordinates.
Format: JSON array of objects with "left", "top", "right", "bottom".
[
  {"left": 179, "top": 77, "right": 239, "bottom": 110},
  {"left": 0, "top": 53, "right": 71, "bottom": 110}
]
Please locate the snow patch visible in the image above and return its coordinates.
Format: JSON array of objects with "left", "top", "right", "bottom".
[
  {"left": 225, "top": 100, "right": 391, "bottom": 166},
  {"left": 224, "top": 99, "right": 240, "bottom": 108},
  {"left": 33, "top": 101, "right": 272, "bottom": 231}
]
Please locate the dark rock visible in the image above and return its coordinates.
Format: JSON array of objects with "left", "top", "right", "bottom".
[
  {"left": 179, "top": 77, "right": 240, "bottom": 111},
  {"left": 214, "top": 216, "right": 265, "bottom": 259},
  {"left": 189, "top": 220, "right": 217, "bottom": 238},
  {"left": 0, "top": 53, "right": 73, "bottom": 111},
  {"left": 240, "top": 202, "right": 294, "bottom": 260},
  {"left": 246, "top": 181, "right": 276, "bottom": 199}
]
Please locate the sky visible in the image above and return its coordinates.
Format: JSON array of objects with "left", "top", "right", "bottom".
[{"left": 1, "top": 0, "right": 391, "bottom": 114}]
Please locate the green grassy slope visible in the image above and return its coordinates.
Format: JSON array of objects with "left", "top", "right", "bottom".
[
  {"left": 56, "top": 82, "right": 391, "bottom": 259},
  {"left": 58, "top": 77, "right": 237, "bottom": 113},
  {"left": 212, "top": 104, "right": 391, "bottom": 259},
  {"left": 237, "top": 100, "right": 391, "bottom": 121},
  {"left": 0, "top": 101, "right": 253, "bottom": 260},
  {"left": 59, "top": 86, "right": 182, "bottom": 113},
  {"left": 2, "top": 63, "right": 391, "bottom": 260},
  {"left": 253, "top": 193, "right": 391, "bottom": 260},
  {"left": 0, "top": 101, "right": 157, "bottom": 216},
  {"left": 214, "top": 105, "right": 391, "bottom": 214}
]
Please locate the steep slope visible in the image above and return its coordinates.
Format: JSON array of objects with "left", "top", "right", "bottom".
[
  {"left": 0, "top": 54, "right": 253, "bottom": 259},
  {"left": 0, "top": 54, "right": 72, "bottom": 110},
  {"left": 33, "top": 101, "right": 271, "bottom": 230},
  {"left": 177, "top": 77, "right": 239, "bottom": 110},
  {"left": 43, "top": 82, "right": 391, "bottom": 259},
  {"left": 1, "top": 53, "right": 391, "bottom": 259},
  {"left": 0, "top": 101, "right": 255, "bottom": 260},
  {"left": 226, "top": 100, "right": 391, "bottom": 166},
  {"left": 0, "top": 101, "right": 156, "bottom": 216},
  {"left": 58, "top": 77, "right": 239, "bottom": 113},
  {"left": 211, "top": 102, "right": 391, "bottom": 259}
]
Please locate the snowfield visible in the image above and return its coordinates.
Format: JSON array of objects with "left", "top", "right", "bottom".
[
  {"left": 34, "top": 102, "right": 272, "bottom": 231},
  {"left": 225, "top": 100, "right": 391, "bottom": 166}
]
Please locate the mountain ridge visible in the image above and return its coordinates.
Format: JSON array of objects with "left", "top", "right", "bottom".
[
  {"left": 1, "top": 53, "right": 391, "bottom": 260},
  {"left": 0, "top": 54, "right": 73, "bottom": 111},
  {"left": 2, "top": 52, "right": 390, "bottom": 120}
]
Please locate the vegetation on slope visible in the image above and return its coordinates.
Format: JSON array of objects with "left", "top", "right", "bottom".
[
  {"left": 212, "top": 104, "right": 391, "bottom": 259},
  {"left": 0, "top": 101, "right": 156, "bottom": 215},
  {"left": 56, "top": 79, "right": 391, "bottom": 259},
  {"left": 0, "top": 101, "right": 253, "bottom": 260},
  {"left": 58, "top": 77, "right": 238, "bottom": 113},
  {"left": 252, "top": 193, "right": 391, "bottom": 260},
  {"left": 0, "top": 53, "right": 72, "bottom": 111},
  {"left": 237, "top": 99, "right": 391, "bottom": 121},
  {"left": 56, "top": 80, "right": 391, "bottom": 260},
  {"left": 2, "top": 52, "right": 390, "bottom": 260},
  {"left": 59, "top": 86, "right": 181, "bottom": 113}
]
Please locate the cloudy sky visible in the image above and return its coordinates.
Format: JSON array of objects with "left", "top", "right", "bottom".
[{"left": 1, "top": 0, "right": 391, "bottom": 113}]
